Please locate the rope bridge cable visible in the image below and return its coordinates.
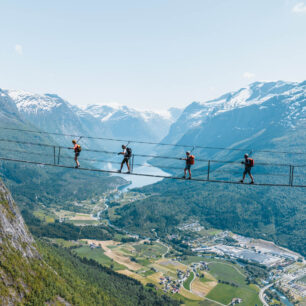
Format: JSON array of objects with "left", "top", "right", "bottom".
[
  {"left": 1, "top": 126, "right": 306, "bottom": 156},
  {"left": 0, "top": 137, "right": 305, "bottom": 168},
  {"left": 2, "top": 147, "right": 303, "bottom": 177},
  {"left": 0, "top": 156, "right": 305, "bottom": 188},
  {"left": 0, "top": 147, "right": 303, "bottom": 179}
]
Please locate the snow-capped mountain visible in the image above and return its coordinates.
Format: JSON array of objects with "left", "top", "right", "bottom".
[
  {"left": 4, "top": 90, "right": 95, "bottom": 145},
  {"left": 163, "top": 81, "right": 306, "bottom": 145},
  {"left": 83, "top": 104, "right": 181, "bottom": 142},
  {"left": 0, "top": 89, "right": 20, "bottom": 120},
  {"left": 2, "top": 89, "right": 181, "bottom": 152},
  {"left": 155, "top": 81, "right": 306, "bottom": 169}
]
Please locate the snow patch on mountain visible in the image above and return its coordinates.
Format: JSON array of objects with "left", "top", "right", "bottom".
[
  {"left": 161, "top": 81, "right": 306, "bottom": 147},
  {"left": 185, "top": 81, "right": 306, "bottom": 128},
  {"left": 84, "top": 104, "right": 175, "bottom": 123},
  {"left": 6, "top": 90, "right": 70, "bottom": 114}
]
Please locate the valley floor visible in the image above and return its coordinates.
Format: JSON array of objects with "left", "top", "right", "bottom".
[{"left": 37, "top": 189, "right": 305, "bottom": 306}]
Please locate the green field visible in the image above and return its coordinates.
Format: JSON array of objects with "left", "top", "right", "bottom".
[
  {"left": 136, "top": 258, "right": 151, "bottom": 266},
  {"left": 133, "top": 242, "right": 167, "bottom": 258},
  {"left": 73, "top": 245, "right": 126, "bottom": 271},
  {"left": 33, "top": 210, "right": 55, "bottom": 223},
  {"left": 206, "top": 283, "right": 262, "bottom": 306},
  {"left": 198, "top": 300, "right": 221, "bottom": 306},
  {"left": 183, "top": 272, "right": 194, "bottom": 290},
  {"left": 208, "top": 262, "right": 245, "bottom": 285},
  {"left": 181, "top": 256, "right": 206, "bottom": 265},
  {"left": 51, "top": 238, "right": 83, "bottom": 248}
]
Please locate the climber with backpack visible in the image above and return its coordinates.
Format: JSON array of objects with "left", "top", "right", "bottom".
[
  {"left": 71, "top": 139, "right": 81, "bottom": 168},
  {"left": 240, "top": 153, "right": 254, "bottom": 184},
  {"left": 180, "top": 151, "right": 195, "bottom": 180},
  {"left": 118, "top": 144, "right": 132, "bottom": 174}
]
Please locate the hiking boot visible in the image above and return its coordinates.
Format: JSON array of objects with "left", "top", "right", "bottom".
[
  {"left": 250, "top": 181, "right": 254, "bottom": 184},
  {"left": 187, "top": 177, "right": 191, "bottom": 180},
  {"left": 182, "top": 176, "right": 186, "bottom": 179},
  {"left": 240, "top": 180, "right": 243, "bottom": 183},
  {"left": 117, "top": 170, "right": 121, "bottom": 173},
  {"left": 127, "top": 171, "right": 131, "bottom": 174}
]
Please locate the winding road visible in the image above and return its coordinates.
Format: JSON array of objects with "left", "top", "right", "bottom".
[{"left": 259, "top": 283, "right": 273, "bottom": 306}]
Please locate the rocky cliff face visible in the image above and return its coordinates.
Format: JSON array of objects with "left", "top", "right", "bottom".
[
  {"left": 0, "top": 179, "right": 41, "bottom": 304},
  {"left": 0, "top": 179, "right": 38, "bottom": 258}
]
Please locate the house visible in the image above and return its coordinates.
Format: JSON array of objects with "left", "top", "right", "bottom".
[{"left": 231, "top": 298, "right": 242, "bottom": 305}]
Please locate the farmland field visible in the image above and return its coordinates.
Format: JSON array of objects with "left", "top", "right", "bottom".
[
  {"left": 206, "top": 283, "right": 262, "bottom": 306},
  {"left": 207, "top": 262, "right": 245, "bottom": 285},
  {"left": 70, "top": 239, "right": 261, "bottom": 305},
  {"left": 73, "top": 245, "right": 126, "bottom": 270},
  {"left": 133, "top": 242, "right": 168, "bottom": 258}
]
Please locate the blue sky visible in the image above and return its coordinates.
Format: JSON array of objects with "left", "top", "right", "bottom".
[{"left": 0, "top": 0, "right": 306, "bottom": 110}]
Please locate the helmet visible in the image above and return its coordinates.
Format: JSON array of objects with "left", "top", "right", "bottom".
[
  {"left": 244, "top": 153, "right": 249, "bottom": 158},
  {"left": 186, "top": 151, "right": 190, "bottom": 155},
  {"left": 122, "top": 145, "right": 126, "bottom": 149}
]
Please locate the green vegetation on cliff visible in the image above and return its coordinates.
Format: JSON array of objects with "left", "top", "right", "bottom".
[{"left": 0, "top": 238, "right": 179, "bottom": 305}]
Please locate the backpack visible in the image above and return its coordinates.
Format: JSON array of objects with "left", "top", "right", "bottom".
[
  {"left": 77, "top": 144, "right": 82, "bottom": 152},
  {"left": 126, "top": 147, "right": 132, "bottom": 157},
  {"left": 248, "top": 158, "right": 254, "bottom": 167},
  {"left": 189, "top": 155, "right": 195, "bottom": 165}
]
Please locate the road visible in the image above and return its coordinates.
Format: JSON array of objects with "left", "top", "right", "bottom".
[
  {"left": 259, "top": 283, "right": 273, "bottom": 306},
  {"left": 158, "top": 240, "right": 170, "bottom": 259}
]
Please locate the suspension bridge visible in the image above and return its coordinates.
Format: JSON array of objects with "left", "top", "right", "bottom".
[{"left": 0, "top": 126, "right": 305, "bottom": 188}]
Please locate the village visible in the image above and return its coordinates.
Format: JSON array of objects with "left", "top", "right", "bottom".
[{"left": 159, "top": 261, "right": 208, "bottom": 294}]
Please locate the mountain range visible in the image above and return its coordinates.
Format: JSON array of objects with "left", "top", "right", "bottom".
[
  {"left": 113, "top": 80, "right": 306, "bottom": 256},
  {"left": 0, "top": 89, "right": 126, "bottom": 209},
  {"left": 4, "top": 89, "right": 181, "bottom": 147},
  {"left": 0, "top": 81, "right": 305, "bottom": 256}
]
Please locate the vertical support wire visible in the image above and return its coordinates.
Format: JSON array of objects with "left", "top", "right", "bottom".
[
  {"left": 289, "top": 165, "right": 292, "bottom": 186},
  {"left": 58, "top": 147, "right": 61, "bottom": 165},
  {"left": 131, "top": 154, "right": 134, "bottom": 173},
  {"left": 53, "top": 146, "right": 56, "bottom": 165},
  {"left": 207, "top": 160, "right": 210, "bottom": 180}
]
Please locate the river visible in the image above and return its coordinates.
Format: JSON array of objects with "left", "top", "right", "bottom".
[
  {"left": 97, "top": 163, "right": 170, "bottom": 229},
  {"left": 271, "top": 287, "right": 293, "bottom": 306},
  {"left": 112, "top": 162, "right": 171, "bottom": 192}
]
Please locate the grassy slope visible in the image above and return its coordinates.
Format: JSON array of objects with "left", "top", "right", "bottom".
[{"left": 1, "top": 230, "right": 180, "bottom": 305}]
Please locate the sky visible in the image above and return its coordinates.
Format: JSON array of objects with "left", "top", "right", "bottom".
[{"left": 0, "top": 0, "right": 306, "bottom": 110}]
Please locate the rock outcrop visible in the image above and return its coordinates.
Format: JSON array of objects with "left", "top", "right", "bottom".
[{"left": 0, "top": 179, "right": 38, "bottom": 258}]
